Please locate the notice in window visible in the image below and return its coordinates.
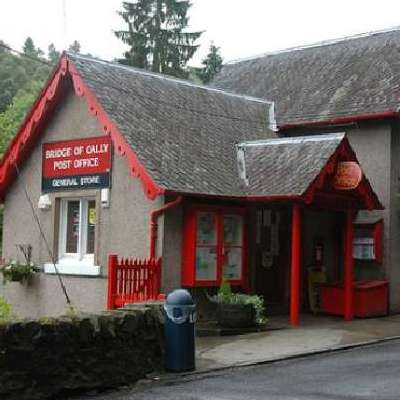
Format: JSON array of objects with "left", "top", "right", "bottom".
[{"left": 196, "top": 247, "right": 217, "bottom": 281}]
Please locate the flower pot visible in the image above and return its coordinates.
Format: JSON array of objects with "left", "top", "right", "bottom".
[{"left": 217, "top": 303, "right": 256, "bottom": 328}]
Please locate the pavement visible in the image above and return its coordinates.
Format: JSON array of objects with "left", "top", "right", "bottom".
[
  {"left": 192, "top": 313, "right": 400, "bottom": 373},
  {"left": 75, "top": 339, "right": 400, "bottom": 399},
  {"left": 69, "top": 314, "right": 400, "bottom": 399}
]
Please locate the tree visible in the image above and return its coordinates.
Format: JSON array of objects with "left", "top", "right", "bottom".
[
  {"left": 115, "top": 0, "right": 202, "bottom": 78},
  {"left": 197, "top": 43, "right": 223, "bottom": 84},
  {"left": 48, "top": 43, "right": 60, "bottom": 63},
  {"left": 22, "top": 37, "right": 43, "bottom": 59},
  {"left": 68, "top": 40, "right": 81, "bottom": 54},
  {"left": 0, "top": 81, "right": 43, "bottom": 155}
]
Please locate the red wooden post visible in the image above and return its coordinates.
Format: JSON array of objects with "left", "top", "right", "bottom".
[
  {"left": 344, "top": 209, "right": 354, "bottom": 321},
  {"left": 290, "top": 204, "right": 301, "bottom": 326},
  {"left": 107, "top": 254, "right": 118, "bottom": 310}
]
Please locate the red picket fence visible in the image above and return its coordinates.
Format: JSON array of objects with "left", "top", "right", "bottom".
[{"left": 107, "top": 254, "right": 163, "bottom": 310}]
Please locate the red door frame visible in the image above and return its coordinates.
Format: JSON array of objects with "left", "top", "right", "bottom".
[{"left": 181, "top": 204, "right": 248, "bottom": 288}]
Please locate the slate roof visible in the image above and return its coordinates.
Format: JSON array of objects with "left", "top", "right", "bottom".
[
  {"left": 68, "top": 53, "right": 275, "bottom": 196},
  {"left": 212, "top": 27, "right": 400, "bottom": 126},
  {"left": 238, "top": 133, "right": 344, "bottom": 196}
]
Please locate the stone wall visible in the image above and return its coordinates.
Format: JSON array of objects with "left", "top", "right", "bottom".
[{"left": 0, "top": 306, "right": 164, "bottom": 399}]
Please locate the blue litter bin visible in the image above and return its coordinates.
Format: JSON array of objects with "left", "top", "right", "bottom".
[{"left": 164, "top": 289, "right": 196, "bottom": 372}]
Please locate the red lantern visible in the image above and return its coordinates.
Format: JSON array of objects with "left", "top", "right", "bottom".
[{"left": 333, "top": 161, "right": 362, "bottom": 190}]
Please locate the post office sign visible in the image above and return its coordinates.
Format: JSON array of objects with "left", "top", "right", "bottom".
[{"left": 42, "top": 136, "right": 112, "bottom": 192}]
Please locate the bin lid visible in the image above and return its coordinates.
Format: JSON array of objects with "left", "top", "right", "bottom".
[{"left": 165, "top": 289, "right": 194, "bottom": 306}]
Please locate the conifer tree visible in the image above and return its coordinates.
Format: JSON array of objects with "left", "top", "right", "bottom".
[
  {"left": 47, "top": 43, "right": 60, "bottom": 63},
  {"left": 115, "top": 0, "right": 202, "bottom": 78},
  {"left": 197, "top": 43, "right": 223, "bottom": 84},
  {"left": 68, "top": 40, "right": 81, "bottom": 54}
]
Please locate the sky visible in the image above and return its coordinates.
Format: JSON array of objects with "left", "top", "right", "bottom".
[{"left": 1, "top": 0, "right": 400, "bottom": 66}]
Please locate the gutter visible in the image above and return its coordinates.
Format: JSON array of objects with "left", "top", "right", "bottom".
[
  {"left": 149, "top": 196, "right": 183, "bottom": 259},
  {"left": 279, "top": 111, "right": 399, "bottom": 130}
]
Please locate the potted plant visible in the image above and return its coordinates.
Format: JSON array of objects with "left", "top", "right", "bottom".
[
  {"left": 211, "top": 280, "right": 267, "bottom": 328},
  {"left": 0, "top": 260, "right": 36, "bottom": 284}
]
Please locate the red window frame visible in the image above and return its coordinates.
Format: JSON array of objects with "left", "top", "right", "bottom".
[
  {"left": 181, "top": 205, "right": 248, "bottom": 287},
  {"left": 353, "top": 219, "right": 383, "bottom": 264}
]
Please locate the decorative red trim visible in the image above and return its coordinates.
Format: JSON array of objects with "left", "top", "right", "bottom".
[
  {"left": 0, "top": 57, "right": 69, "bottom": 200},
  {"left": 279, "top": 111, "right": 399, "bottom": 130},
  {"left": 302, "top": 137, "right": 383, "bottom": 210},
  {"left": 67, "top": 58, "right": 164, "bottom": 200},
  {"left": 0, "top": 53, "right": 164, "bottom": 201}
]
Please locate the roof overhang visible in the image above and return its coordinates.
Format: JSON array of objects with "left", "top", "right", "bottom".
[
  {"left": 0, "top": 53, "right": 165, "bottom": 201},
  {"left": 279, "top": 110, "right": 399, "bottom": 130}
]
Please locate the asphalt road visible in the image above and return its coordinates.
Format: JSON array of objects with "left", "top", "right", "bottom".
[{"left": 73, "top": 339, "right": 400, "bottom": 400}]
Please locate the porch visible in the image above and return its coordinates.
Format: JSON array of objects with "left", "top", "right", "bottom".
[{"left": 107, "top": 134, "right": 385, "bottom": 326}]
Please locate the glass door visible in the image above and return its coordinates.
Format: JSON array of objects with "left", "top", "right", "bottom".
[
  {"left": 195, "top": 211, "right": 218, "bottom": 281},
  {"left": 222, "top": 214, "right": 244, "bottom": 281}
]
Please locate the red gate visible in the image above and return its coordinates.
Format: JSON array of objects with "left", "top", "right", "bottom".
[{"left": 107, "top": 254, "right": 162, "bottom": 310}]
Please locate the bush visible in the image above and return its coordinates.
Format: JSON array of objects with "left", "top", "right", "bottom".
[
  {"left": 0, "top": 296, "right": 13, "bottom": 322},
  {"left": 210, "top": 280, "right": 267, "bottom": 324}
]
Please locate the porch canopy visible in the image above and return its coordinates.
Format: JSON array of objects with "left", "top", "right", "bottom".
[{"left": 237, "top": 133, "right": 382, "bottom": 326}]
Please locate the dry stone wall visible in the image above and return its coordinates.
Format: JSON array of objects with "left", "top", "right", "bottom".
[{"left": 0, "top": 306, "right": 164, "bottom": 399}]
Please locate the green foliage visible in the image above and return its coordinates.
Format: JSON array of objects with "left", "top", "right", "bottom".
[
  {"left": 68, "top": 40, "right": 81, "bottom": 54},
  {"left": 64, "top": 304, "right": 79, "bottom": 320},
  {"left": 47, "top": 43, "right": 60, "bottom": 64},
  {"left": 115, "top": 0, "right": 203, "bottom": 78},
  {"left": 212, "top": 280, "right": 267, "bottom": 324},
  {"left": 0, "top": 260, "right": 36, "bottom": 284},
  {"left": 0, "top": 37, "right": 50, "bottom": 113},
  {"left": 0, "top": 80, "right": 43, "bottom": 156},
  {"left": 0, "top": 296, "right": 13, "bottom": 322},
  {"left": 197, "top": 43, "right": 223, "bottom": 84}
]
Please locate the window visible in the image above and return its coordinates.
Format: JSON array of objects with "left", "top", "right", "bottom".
[
  {"left": 59, "top": 198, "right": 96, "bottom": 264},
  {"left": 45, "top": 198, "right": 100, "bottom": 275},
  {"left": 182, "top": 206, "right": 247, "bottom": 287},
  {"left": 353, "top": 220, "right": 383, "bottom": 263}
]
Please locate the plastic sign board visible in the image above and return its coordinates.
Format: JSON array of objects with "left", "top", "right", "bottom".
[
  {"left": 333, "top": 161, "right": 362, "bottom": 190},
  {"left": 42, "top": 136, "right": 112, "bottom": 192}
]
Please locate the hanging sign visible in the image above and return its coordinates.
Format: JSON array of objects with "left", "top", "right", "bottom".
[
  {"left": 42, "top": 136, "right": 112, "bottom": 192},
  {"left": 333, "top": 161, "right": 362, "bottom": 190}
]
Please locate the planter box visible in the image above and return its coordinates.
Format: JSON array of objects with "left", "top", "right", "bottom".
[{"left": 217, "top": 303, "right": 256, "bottom": 328}]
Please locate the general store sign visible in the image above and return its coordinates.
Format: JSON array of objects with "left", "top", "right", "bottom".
[
  {"left": 333, "top": 161, "right": 362, "bottom": 190},
  {"left": 42, "top": 136, "right": 112, "bottom": 192}
]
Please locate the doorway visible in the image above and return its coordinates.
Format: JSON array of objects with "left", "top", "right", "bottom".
[{"left": 254, "top": 207, "right": 290, "bottom": 314}]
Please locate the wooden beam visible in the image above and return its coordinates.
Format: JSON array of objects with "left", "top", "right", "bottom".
[{"left": 290, "top": 204, "right": 301, "bottom": 326}]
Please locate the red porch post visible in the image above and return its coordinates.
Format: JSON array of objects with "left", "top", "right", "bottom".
[
  {"left": 290, "top": 204, "right": 301, "bottom": 326},
  {"left": 344, "top": 209, "right": 354, "bottom": 321}
]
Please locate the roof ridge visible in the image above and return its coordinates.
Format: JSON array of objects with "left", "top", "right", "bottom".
[
  {"left": 66, "top": 52, "right": 273, "bottom": 105},
  {"left": 226, "top": 25, "right": 400, "bottom": 65}
]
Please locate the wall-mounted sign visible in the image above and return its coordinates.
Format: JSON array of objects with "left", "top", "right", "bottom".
[
  {"left": 42, "top": 136, "right": 112, "bottom": 192},
  {"left": 333, "top": 161, "right": 362, "bottom": 190}
]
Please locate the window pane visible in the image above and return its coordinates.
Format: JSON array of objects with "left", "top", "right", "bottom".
[
  {"left": 197, "top": 212, "right": 217, "bottom": 245},
  {"left": 224, "top": 214, "right": 243, "bottom": 246},
  {"left": 223, "top": 248, "right": 242, "bottom": 280},
  {"left": 66, "top": 200, "right": 80, "bottom": 253},
  {"left": 87, "top": 200, "right": 96, "bottom": 254},
  {"left": 196, "top": 247, "right": 217, "bottom": 280}
]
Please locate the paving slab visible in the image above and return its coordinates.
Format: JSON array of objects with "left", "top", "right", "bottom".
[{"left": 194, "top": 314, "right": 400, "bottom": 372}]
